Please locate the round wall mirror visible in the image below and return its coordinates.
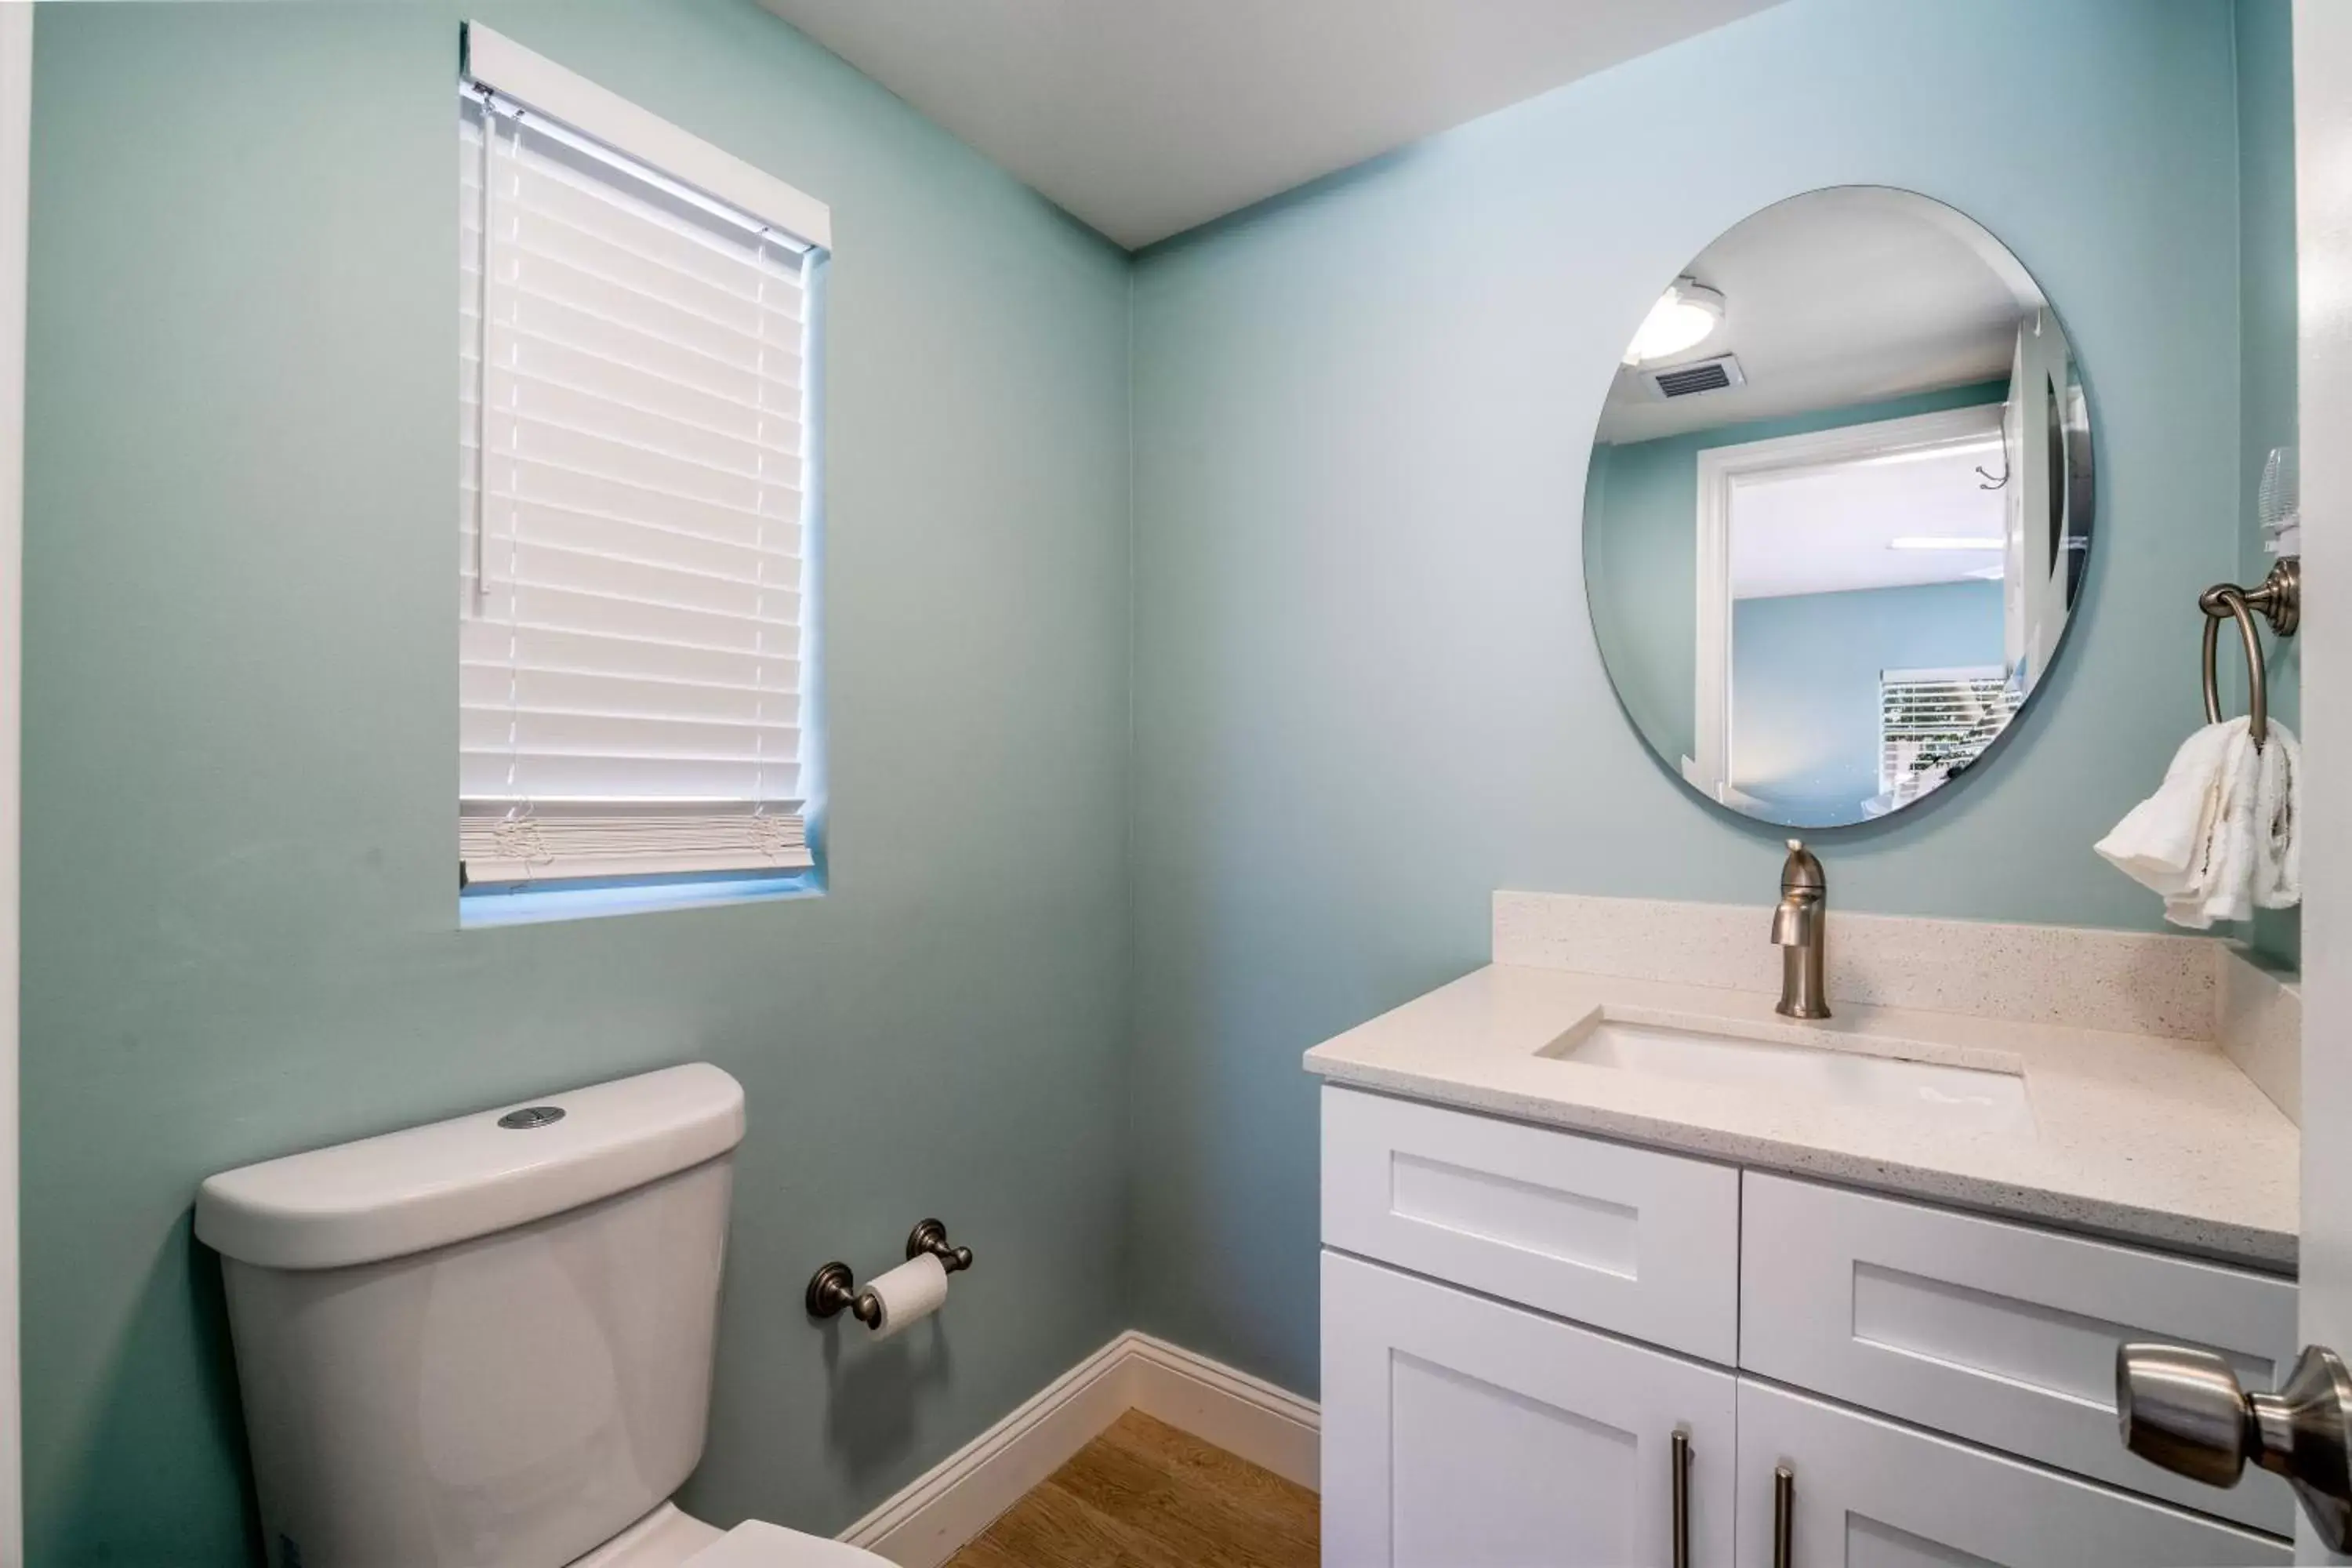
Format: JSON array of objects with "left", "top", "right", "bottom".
[{"left": 1583, "top": 187, "right": 2093, "bottom": 829}]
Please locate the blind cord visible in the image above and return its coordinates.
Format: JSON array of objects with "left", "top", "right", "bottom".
[
  {"left": 471, "top": 87, "right": 495, "bottom": 612},
  {"left": 480, "top": 97, "right": 527, "bottom": 814}
]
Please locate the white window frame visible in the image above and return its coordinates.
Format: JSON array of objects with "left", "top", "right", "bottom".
[
  {"left": 463, "top": 25, "right": 829, "bottom": 250},
  {"left": 1693, "top": 404, "right": 2005, "bottom": 802},
  {"left": 457, "top": 25, "right": 830, "bottom": 906}
]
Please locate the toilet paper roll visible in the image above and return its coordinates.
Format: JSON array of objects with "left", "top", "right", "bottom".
[{"left": 865, "top": 1252, "right": 949, "bottom": 1340}]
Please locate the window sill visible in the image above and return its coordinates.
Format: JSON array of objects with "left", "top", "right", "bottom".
[{"left": 459, "top": 869, "right": 822, "bottom": 929}]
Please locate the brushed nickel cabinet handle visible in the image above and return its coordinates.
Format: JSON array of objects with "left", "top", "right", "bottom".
[
  {"left": 1670, "top": 1428, "right": 1691, "bottom": 1568},
  {"left": 1773, "top": 1464, "right": 1794, "bottom": 1568}
]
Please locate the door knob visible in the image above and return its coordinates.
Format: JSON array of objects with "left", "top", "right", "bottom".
[{"left": 2117, "top": 1341, "right": 2352, "bottom": 1549}]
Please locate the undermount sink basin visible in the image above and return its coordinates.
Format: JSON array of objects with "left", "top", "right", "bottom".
[{"left": 1542, "top": 1010, "right": 2034, "bottom": 1134}]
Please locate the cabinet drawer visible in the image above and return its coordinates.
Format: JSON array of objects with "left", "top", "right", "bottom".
[
  {"left": 1323, "top": 1249, "right": 1737, "bottom": 1568},
  {"left": 1734, "top": 1378, "right": 2288, "bottom": 1566},
  {"left": 1321, "top": 1087, "right": 1740, "bottom": 1362},
  {"left": 1740, "top": 1173, "right": 2297, "bottom": 1534}
]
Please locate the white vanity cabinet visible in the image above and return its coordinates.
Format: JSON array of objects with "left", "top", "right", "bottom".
[{"left": 1319, "top": 1087, "right": 2297, "bottom": 1566}]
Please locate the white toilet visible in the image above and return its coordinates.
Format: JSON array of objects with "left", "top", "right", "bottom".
[{"left": 194, "top": 1062, "right": 887, "bottom": 1568}]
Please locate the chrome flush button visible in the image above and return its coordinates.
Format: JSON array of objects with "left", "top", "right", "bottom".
[{"left": 497, "top": 1105, "right": 565, "bottom": 1130}]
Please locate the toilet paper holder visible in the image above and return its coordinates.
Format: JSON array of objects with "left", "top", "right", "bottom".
[{"left": 806, "top": 1218, "right": 975, "bottom": 1328}]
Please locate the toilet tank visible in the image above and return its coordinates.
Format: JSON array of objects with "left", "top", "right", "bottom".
[{"left": 195, "top": 1063, "right": 747, "bottom": 1568}]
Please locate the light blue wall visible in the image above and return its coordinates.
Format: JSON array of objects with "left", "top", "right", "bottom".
[
  {"left": 20, "top": 0, "right": 2293, "bottom": 1555},
  {"left": 1732, "top": 580, "right": 2005, "bottom": 825},
  {"left": 2237, "top": 0, "right": 2301, "bottom": 967},
  {"left": 24, "top": 3, "right": 1131, "bottom": 1560},
  {"left": 1585, "top": 380, "right": 2009, "bottom": 770},
  {"left": 1129, "top": 0, "right": 2248, "bottom": 1398}
]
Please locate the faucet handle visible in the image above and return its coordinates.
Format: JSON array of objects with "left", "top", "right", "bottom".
[{"left": 1780, "top": 839, "right": 1825, "bottom": 895}]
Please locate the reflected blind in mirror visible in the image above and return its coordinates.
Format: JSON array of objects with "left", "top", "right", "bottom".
[
  {"left": 459, "top": 91, "right": 817, "bottom": 886},
  {"left": 1878, "top": 667, "right": 2014, "bottom": 801}
]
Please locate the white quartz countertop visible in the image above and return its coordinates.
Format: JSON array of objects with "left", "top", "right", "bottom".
[{"left": 1302, "top": 964, "right": 2299, "bottom": 1271}]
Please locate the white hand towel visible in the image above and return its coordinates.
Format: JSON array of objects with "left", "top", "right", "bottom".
[
  {"left": 2164, "top": 724, "right": 2262, "bottom": 929},
  {"left": 2254, "top": 720, "right": 2301, "bottom": 910},
  {"left": 2094, "top": 719, "right": 2247, "bottom": 898}
]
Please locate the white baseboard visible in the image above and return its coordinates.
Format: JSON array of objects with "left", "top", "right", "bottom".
[
  {"left": 837, "top": 1330, "right": 1319, "bottom": 1568},
  {"left": 1121, "top": 1334, "right": 1319, "bottom": 1490},
  {"left": 834, "top": 1334, "right": 1138, "bottom": 1568}
]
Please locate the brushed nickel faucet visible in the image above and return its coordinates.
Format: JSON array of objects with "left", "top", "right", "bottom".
[{"left": 1771, "top": 839, "right": 1829, "bottom": 1019}]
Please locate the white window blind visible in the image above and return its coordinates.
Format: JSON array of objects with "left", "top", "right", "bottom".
[
  {"left": 457, "top": 41, "right": 825, "bottom": 888},
  {"left": 1878, "top": 666, "right": 2014, "bottom": 803}
]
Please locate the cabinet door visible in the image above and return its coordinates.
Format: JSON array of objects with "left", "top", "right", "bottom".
[
  {"left": 1323, "top": 1249, "right": 1736, "bottom": 1566},
  {"left": 1732, "top": 1378, "right": 2289, "bottom": 1567}
]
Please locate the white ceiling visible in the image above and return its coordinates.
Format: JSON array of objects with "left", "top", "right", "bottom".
[
  {"left": 1731, "top": 441, "right": 2009, "bottom": 601},
  {"left": 1598, "top": 187, "right": 2035, "bottom": 445},
  {"left": 758, "top": 0, "right": 1784, "bottom": 249}
]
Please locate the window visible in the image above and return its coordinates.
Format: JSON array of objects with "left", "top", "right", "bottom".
[
  {"left": 1878, "top": 666, "right": 2013, "bottom": 804},
  {"left": 458, "top": 26, "right": 828, "bottom": 895}
]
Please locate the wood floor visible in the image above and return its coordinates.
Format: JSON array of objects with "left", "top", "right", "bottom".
[{"left": 942, "top": 1410, "right": 1319, "bottom": 1568}]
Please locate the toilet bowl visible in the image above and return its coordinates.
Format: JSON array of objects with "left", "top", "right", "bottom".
[{"left": 195, "top": 1063, "right": 890, "bottom": 1568}]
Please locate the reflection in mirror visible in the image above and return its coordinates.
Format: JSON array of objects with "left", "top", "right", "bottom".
[{"left": 1584, "top": 187, "right": 2092, "bottom": 829}]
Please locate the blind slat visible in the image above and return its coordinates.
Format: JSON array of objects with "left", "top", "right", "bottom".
[
  {"left": 462, "top": 619, "right": 797, "bottom": 691},
  {"left": 498, "top": 246, "right": 793, "bottom": 368},
  {"left": 481, "top": 454, "right": 798, "bottom": 548},
  {"left": 504, "top": 205, "right": 800, "bottom": 336},
  {"left": 461, "top": 751, "right": 800, "bottom": 801},
  {"left": 459, "top": 808, "right": 811, "bottom": 886},
  {"left": 473, "top": 581, "right": 801, "bottom": 652},
  {"left": 460, "top": 88, "right": 815, "bottom": 885},
  {"left": 487, "top": 366, "right": 793, "bottom": 481},
  {"left": 468, "top": 535, "right": 796, "bottom": 618},
  {"left": 467, "top": 471, "right": 800, "bottom": 553},
  {"left": 480, "top": 287, "right": 801, "bottom": 405},
  {"left": 466, "top": 513, "right": 800, "bottom": 583},
  {"left": 484, "top": 410, "right": 797, "bottom": 510},
  {"left": 505, "top": 161, "right": 805, "bottom": 307},
  {"left": 485, "top": 323, "right": 802, "bottom": 432},
  {"left": 461, "top": 704, "right": 800, "bottom": 758},
  {"left": 462, "top": 664, "right": 799, "bottom": 725}
]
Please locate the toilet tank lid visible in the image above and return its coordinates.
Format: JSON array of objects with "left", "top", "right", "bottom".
[{"left": 194, "top": 1062, "right": 746, "bottom": 1271}]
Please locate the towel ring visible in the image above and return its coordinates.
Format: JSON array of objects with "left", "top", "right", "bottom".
[{"left": 2199, "top": 557, "right": 2299, "bottom": 750}]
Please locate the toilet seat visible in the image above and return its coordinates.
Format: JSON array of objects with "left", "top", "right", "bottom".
[
  {"left": 682, "top": 1520, "right": 890, "bottom": 1566},
  {"left": 570, "top": 1503, "right": 888, "bottom": 1568}
]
